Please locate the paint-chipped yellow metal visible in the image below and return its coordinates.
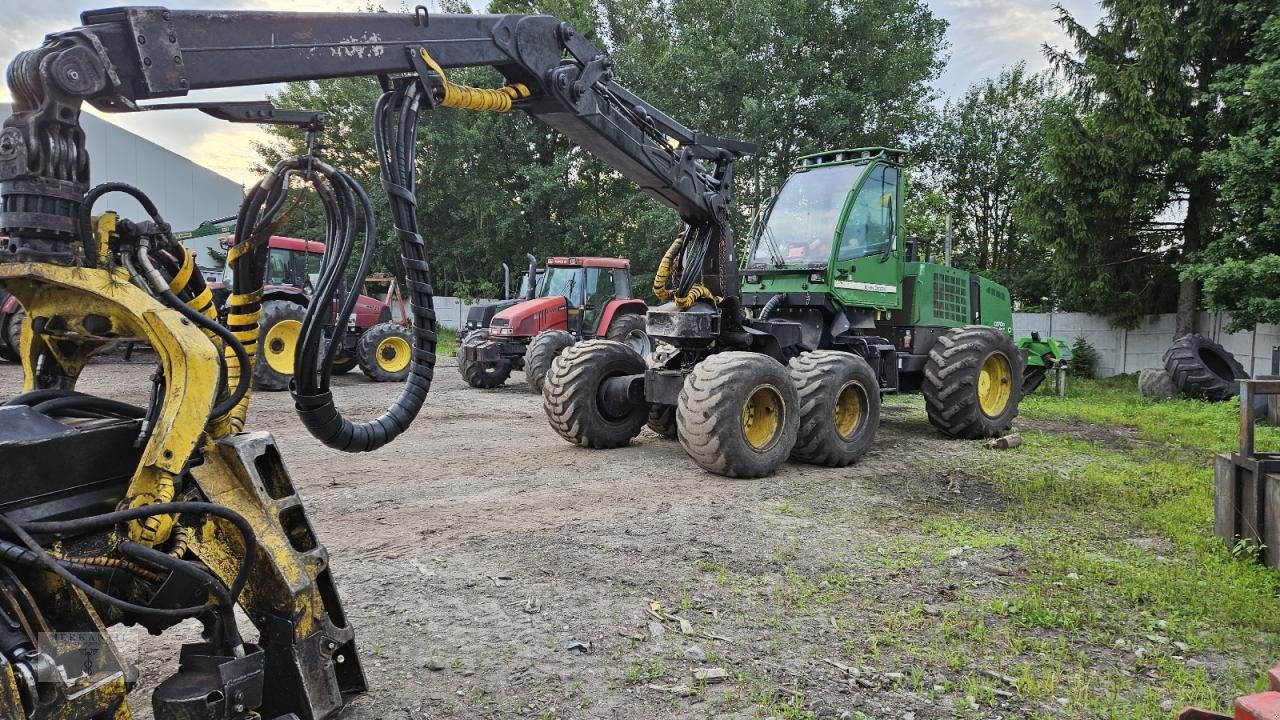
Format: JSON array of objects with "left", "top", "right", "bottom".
[
  {"left": 978, "top": 352, "right": 1013, "bottom": 417},
  {"left": 0, "top": 262, "right": 220, "bottom": 546},
  {"left": 264, "top": 317, "right": 301, "bottom": 375},
  {"left": 833, "top": 380, "right": 865, "bottom": 439},
  {"left": 741, "top": 383, "right": 784, "bottom": 451},
  {"left": 376, "top": 334, "right": 411, "bottom": 373}
]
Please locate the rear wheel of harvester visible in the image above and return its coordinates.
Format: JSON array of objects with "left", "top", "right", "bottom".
[
  {"left": 254, "top": 300, "right": 307, "bottom": 391},
  {"left": 0, "top": 308, "right": 22, "bottom": 363},
  {"left": 525, "top": 329, "right": 575, "bottom": 394},
  {"left": 923, "top": 326, "right": 1022, "bottom": 439},
  {"left": 1162, "top": 334, "right": 1247, "bottom": 401},
  {"left": 647, "top": 404, "right": 677, "bottom": 438},
  {"left": 543, "top": 339, "right": 648, "bottom": 448},
  {"left": 604, "top": 313, "right": 651, "bottom": 357},
  {"left": 676, "top": 352, "right": 799, "bottom": 478},
  {"left": 457, "top": 329, "right": 513, "bottom": 388},
  {"left": 788, "top": 351, "right": 880, "bottom": 466},
  {"left": 357, "top": 321, "right": 414, "bottom": 382}
]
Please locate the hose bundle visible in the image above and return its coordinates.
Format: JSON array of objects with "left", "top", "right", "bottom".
[{"left": 238, "top": 81, "right": 439, "bottom": 453}]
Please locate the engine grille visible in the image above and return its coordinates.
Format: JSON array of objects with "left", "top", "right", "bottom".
[{"left": 932, "top": 272, "right": 967, "bottom": 324}]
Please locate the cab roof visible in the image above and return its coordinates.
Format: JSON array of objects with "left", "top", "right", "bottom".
[
  {"left": 546, "top": 256, "right": 629, "bottom": 269},
  {"left": 218, "top": 235, "right": 326, "bottom": 254},
  {"left": 796, "top": 147, "right": 908, "bottom": 169}
]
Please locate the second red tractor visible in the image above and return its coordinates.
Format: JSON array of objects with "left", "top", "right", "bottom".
[{"left": 458, "top": 256, "right": 649, "bottom": 392}]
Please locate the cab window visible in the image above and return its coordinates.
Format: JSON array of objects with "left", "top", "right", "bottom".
[
  {"left": 837, "top": 165, "right": 898, "bottom": 261},
  {"left": 585, "top": 267, "right": 616, "bottom": 308}
]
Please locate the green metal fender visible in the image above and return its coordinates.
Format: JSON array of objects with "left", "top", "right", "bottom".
[{"left": 1016, "top": 333, "right": 1072, "bottom": 395}]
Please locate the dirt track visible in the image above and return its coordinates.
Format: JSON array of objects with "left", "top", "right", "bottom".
[{"left": 1, "top": 355, "right": 1018, "bottom": 719}]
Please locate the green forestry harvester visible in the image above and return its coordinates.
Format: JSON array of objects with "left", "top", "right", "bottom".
[{"left": 545, "top": 147, "right": 1068, "bottom": 477}]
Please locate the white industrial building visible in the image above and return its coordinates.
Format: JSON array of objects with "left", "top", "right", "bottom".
[{"left": 0, "top": 104, "right": 245, "bottom": 270}]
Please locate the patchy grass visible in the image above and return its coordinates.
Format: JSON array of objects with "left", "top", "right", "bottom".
[
  {"left": 690, "top": 377, "right": 1280, "bottom": 719},
  {"left": 436, "top": 327, "right": 458, "bottom": 357}
]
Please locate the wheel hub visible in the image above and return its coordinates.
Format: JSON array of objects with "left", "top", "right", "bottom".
[
  {"left": 376, "top": 335, "right": 411, "bottom": 374},
  {"left": 977, "top": 353, "right": 1012, "bottom": 417},
  {"left": 264, "top": 319, "right": 302, "bottom": 375},
  {"left": 833, "top": 380, "right": 865, "bottom": 439},
  {"left": 741, "top": 384, "right": 784, "bottom": 451}
]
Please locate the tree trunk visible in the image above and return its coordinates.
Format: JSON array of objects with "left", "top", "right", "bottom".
[{"left": 1175, "top": 181, "right": 1207, "bottom": 337}]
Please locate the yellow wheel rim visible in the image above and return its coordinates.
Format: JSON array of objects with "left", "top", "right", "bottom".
[
  {"left": 263, "top": 319, "right": 301, "bottom": 375},
  {"left": 833, "top": 380, "right": 865, "bottom": 439},
  {"left": 741, "top": 384, "right": 784, "bottom": 451},
  {"left": 977, "top": 352, "right": 1013, "bottom": 417},
  {"left": 376, "top": 335, "right": 412, "bottom": 374}
]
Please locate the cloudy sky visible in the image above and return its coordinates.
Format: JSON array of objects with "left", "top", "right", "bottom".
[{"left": 0, "top": 0, "right": 1100, "bottom": 187}]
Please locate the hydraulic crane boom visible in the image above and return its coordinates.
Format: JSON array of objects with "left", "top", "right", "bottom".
[{"left": 1, "top": 7, "right": 752, "bottom": 267}]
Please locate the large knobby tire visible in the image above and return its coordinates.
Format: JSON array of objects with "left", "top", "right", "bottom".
[
  {"left": 676, "top": 352, "right": 799, "bottom": 478},
  {"left": 457, "top": 329, "right": 513, "bottom": 389},
  {"left": 789, "top": 351, "right": 880, "bottom": 467},
  {"left": 604, "top": 313, "right": 652, "bottom": 357},
  {"left": 358, "top": 321, "right": 414, "bottom": 382},
  {"left": 0, "top": 309, "right": 21, "bottom": 363},
  {"left": 254, "top": 300, "right": 307, "bottom": 391},
  {"left": 647, "top": 404, "right": 677, "bottom": 439},
  {"left": 525, "top": 329, "right": 575, "bottom": 394},
  {"left": 543, "top": 339, "right": 647, "bottom": 448},
  {"left": 1163, "top": 334, "right": 1247, "bottom": 401},
  {"left": 923, "top": 326, "right": 1023, "bottom": 439}
]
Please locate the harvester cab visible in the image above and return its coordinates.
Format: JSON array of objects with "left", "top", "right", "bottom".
[{"left": 458, "top": 256, "right": 649, "bottom": 392}]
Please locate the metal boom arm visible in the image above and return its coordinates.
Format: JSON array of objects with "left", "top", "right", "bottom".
[{"left": 0, "top": 7, "right": 753, "bottom": 269}]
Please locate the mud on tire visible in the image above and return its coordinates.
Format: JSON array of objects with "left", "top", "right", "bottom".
[
  {"left": 457, "top": 329, "right": 512, "bottom": 389},
  {"left": 525, "top": 329, "right": 575, "bottom": 394},
  {"left": 788, "top": 351, "right": 879, "bottom": 466},
  {"left": 543, "top": 339, "right": 647, "bottom": 448},
  {"left": 676, "top": 352, "right": 799, "bottom": 478},
  {"left": 254, "top": 299, "right": 307, "bottom": 391},
  {"left": 1162, "top": 333, "right": 1247, "bottom": 401},
  {"left": 923, "top": 325, "right": 1022, "bottom": 439}
]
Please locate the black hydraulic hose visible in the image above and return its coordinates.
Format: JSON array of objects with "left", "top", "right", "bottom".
[
  {"left": 154, "top": 287, "right": 249, "bottom": 420},
  {"left": 3, "top": 388, "right": 82, "bottom": 407},
  {"left": 290, "top": 83, "right": 438, "bottom": 453},
  {"left": 19, "top": 501, "right": 258, "bottom": 606},
  {"left": 79, "top": 182, "right": 168, "bottom": 268},
  {"left": 758, "top": 293, "right": 785, "bottom": 321},
  {"left": 0, "top": 513, "right": 215, "bottom": 622},
  {"left": 31, "top": 395, "right": 145, "bottom": 419},
  {"left": 120, "top": 540, "right": 243, "bottom": 649},
  {"left": 0, "top": 537, "right": 137, "bottom": 582}
]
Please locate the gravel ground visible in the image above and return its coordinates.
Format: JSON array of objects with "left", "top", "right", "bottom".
[{"left": 0, "top": 354, "right": 1026, "bottom": 719}]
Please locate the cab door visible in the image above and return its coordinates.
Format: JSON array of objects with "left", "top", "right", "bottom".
[{"left": 830, "top": 163, "right": 904, "bottom": 311}]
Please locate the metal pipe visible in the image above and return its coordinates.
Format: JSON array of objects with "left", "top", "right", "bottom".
[
  {"left": 526, "top": 253, "right": 538, "bottom": 299},
  {"left": 944, "top": 214, "right": 952, "bottom": 267},
  {"left": 502, "top": 263, "right": 511, "bottom": 300}
]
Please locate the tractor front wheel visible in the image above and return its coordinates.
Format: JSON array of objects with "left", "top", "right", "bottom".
[
  {"left": 525, "top": 329, "right": 575, "bottom": 394},
  {"left": 358, "top": 321, "right": 414, "bottom": 382},
  {"left": 923, "top": 326, "right": 1023, "bottom": 438},
  {"left": 789, "top": 351, "right": 880, "bottom": 466},
  {"left": 543, "top": 339, "right": 647, "bottom": 448},
  {"left": 254, "top": 300, "right": 307, "bottom": 391},
  {"left": 457, "top": 329, "right": 513, "bottom": 388},
  {"left": 676, "top": 352, "right": 799, "bottom": 478}
]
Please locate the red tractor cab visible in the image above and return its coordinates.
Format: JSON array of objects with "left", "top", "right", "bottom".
[
  {"left": 458, "top": 256, "right": 649, "bottom": 391},
  {"left": 214, "top": 235, "right": 413, "bottom": 390}
]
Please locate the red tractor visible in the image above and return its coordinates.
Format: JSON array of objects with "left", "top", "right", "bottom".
[
  {"left": 458, "top": 256, "right": 650, "bottom": 392},
  {"left": 214, "top": 235, "right": 413, "bottom": 390}
]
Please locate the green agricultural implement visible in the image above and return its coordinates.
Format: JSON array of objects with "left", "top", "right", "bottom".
[
  {"left": 546, "top": 147, "right": 1069, "bottom": 478},
  {"left": 737, "top": 147, "right": 1070, "bottom": 438}
]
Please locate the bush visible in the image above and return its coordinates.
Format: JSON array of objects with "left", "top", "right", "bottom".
[{"left": 1070, "top": 336, "right": 1099, "bottom": 379}]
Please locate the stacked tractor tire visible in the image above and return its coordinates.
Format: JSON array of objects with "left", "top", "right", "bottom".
[{"left": 1140, "top": 334, "right": 1250, "bottom": 402}]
